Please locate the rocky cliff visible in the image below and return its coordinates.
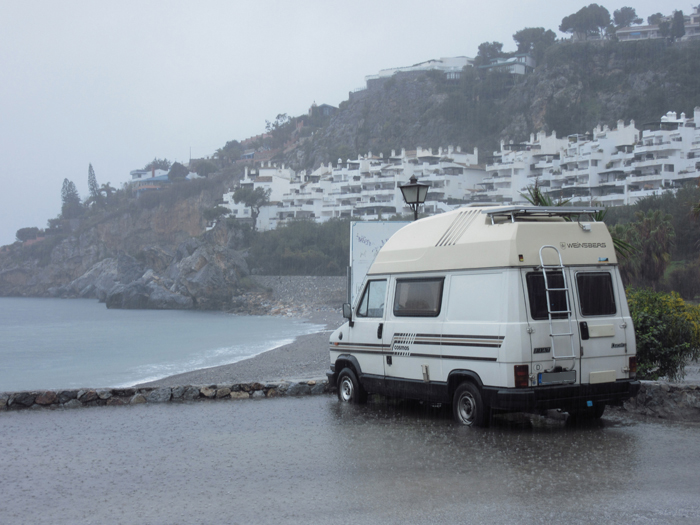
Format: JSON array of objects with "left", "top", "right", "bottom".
[
  {"left": 289, "top": 39, "right": 700, "bottom": 170},
  {"left": 0, "top": 188, "right": 253, "bottom": 310}
]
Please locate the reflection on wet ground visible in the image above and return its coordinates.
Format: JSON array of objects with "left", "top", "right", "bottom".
[{"left": 2, "top": 396, "right": 699, "bottom": 524}]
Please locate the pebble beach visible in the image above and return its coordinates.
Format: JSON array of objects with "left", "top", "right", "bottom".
[{"left": 135, "top": 276, "right": 347, "bottom": 388}]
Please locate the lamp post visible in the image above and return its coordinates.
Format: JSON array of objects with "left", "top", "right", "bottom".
[{"left": 400, "top": 175, "right": 429, "bottom": 221}]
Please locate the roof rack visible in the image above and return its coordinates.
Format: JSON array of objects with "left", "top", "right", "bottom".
[{"left": 482, "top": 206, "right": 603, "bottom": 224}]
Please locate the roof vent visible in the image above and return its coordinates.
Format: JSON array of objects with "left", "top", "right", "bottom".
[{"left": 436, "top": 209, "right": 479, "bottom": 247}]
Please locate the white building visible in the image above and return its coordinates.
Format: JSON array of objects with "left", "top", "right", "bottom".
[
  {"left": 479, "top": 131, "right": 569, "bottom": 203},
  {"left": 617, "top": 6, "right": 700, "bottom": 42},
  {"left": 365, "top": 57, "right": 474, "bottom": 83},
  {"left": 478, "top": 54, "right": 536, "bottom": 75},
  {"left": 223, "top": 146, "right": 484, "bottom": 231},
  {"left": 480, "top": 108, "right": 700, "bottom": 206}
]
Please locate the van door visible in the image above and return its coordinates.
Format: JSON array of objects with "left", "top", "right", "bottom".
[
  {"left": 381, "top": 276, "right": 445, "bottom": 400},
  {"left": 523, "top": 268, "right": 580, "bottom": 386},
  {"left": 349, "top": 279, "right": 388, "bottom": 392},
  {"left": 571, "top": 269, "right": 628, "bottom": 385}
]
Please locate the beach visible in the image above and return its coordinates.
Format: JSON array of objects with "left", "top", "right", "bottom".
[
  {"left": 135, "top": 273, "right": 700, "bottom": 389},
  {"left": 135, "top": 309, "right": 344, "bottom": 387},
  {"left": 136, "top": 276, "right": 347, "bottom": 387}
]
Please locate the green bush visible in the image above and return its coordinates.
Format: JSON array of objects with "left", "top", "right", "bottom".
[
  {"left": 248, "top": 219, "right": 350, "bottom": 276},
  {"left": 203, "top": 206, "right": 229, "bottom": 222},
  {"left": 627, "top": 289, "right": 700, "bottom": 381},
  {"left": 668, "top": 262, "right": 700, "bottom": 300}
]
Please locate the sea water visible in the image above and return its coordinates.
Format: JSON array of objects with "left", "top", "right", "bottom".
[{"left": 0, "top": 297, "right": 323, "bottom": 392}]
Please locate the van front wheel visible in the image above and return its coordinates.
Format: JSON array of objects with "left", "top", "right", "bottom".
[
  {"left": 337, "top": 368, "right": 367, "bottom": 404},
  {"left": 453, "top": 382, "right": 488, "bottom": 427}
]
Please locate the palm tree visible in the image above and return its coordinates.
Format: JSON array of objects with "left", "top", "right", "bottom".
[
  {"left": 592, "top": 208, "right": 636, "bottom": 260},
  {"left": 521, "top": 180, "right": 570, "bottom": 207},
  {"left": 618, "top": 210, "right": 674, "bottom": 289},
  {"left": 99, "top": 183, "right": 116, "bottom": 199}
]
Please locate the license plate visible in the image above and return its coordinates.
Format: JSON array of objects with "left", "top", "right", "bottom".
[{"left": 538, "top": 370, "right": 576, "bottom": 385}]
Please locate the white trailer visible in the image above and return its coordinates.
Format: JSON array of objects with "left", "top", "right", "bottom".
[{"left": 327, "top": 206, "right": 640, "bottom": 426}]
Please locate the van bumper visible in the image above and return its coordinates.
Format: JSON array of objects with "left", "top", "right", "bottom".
[{"left": 484, "top": 379, "right": 641, "bottom": 412}]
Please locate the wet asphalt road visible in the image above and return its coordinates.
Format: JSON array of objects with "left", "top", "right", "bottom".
[{"left": 2, "top": 397, "right": 700, "bottom": 524}]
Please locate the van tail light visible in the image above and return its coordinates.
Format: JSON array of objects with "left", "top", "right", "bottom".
[
  {"left": 514, "top": 365, "right": 529, "bottom": 388},
  {"left": 628, "top": 356, "right": 637, "bottom": 378}
]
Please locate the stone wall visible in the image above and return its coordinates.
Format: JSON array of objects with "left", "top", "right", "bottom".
[
  {"left": 0, "top": 380, "right": 331, "bottom": 411},
  {"left": 623, "top": 381, "right": 700, "bottom": 422},
  {"left": 4, "top": 378, "right": 699, "bottom": 423}
]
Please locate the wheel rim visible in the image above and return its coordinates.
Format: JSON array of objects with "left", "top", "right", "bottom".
[
  {"left": 457, "top": 392, "right": 476, "bottom": 425},
  {"left": 339, "top": 377, "right": 354, "bottom": 402}
]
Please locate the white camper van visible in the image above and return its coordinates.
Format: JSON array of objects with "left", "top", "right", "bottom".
[{"left": 328, "top": 206, "right": 640, "bottom": 426}]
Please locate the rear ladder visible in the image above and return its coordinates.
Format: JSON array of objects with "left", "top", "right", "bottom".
[{"left": 539, "top": 245, "right": 576, "bottom": 370}]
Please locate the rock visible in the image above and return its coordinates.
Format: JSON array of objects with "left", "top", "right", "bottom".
[
  {"left": 63, "top": 399, "right": 83, "bottom": 409},
  {"left": 216, "top": 387, "right": 232, "bottom": 398},
  {"left": 0, "top": 394, "right": 8, "bottom": 408},
  {"left": 96, "top": 389, "right": 112, "bottom": 400},
  {"left": 65, "top": 258, "right": 119, "bottom": 300},
  {"left": 35, "top": 391, "right": 58, "bottom": 405},
  {"left": 200, "top": 386, "right": 216, "bottom": 398},
  {"left": 182, "top": 386, "right": 200, "bottom": 401},
  {"left": 78, "top": 390, "right": 98, "bottom": 403},
  {"left": 112, "top": 388, "right": 135, "bottom": 397},
  {"left": 146, "top": 388, "right": 171, "bottom": 403},
  {"left": 106, "top": 398, "right": 125, "bottom": 406},
  {"left": 9, "top": 392, "right": 36, "bottom": 408},
  {"left": 130, "top": 394, "right": 147, "bottom": 404},
  {"left": 106, "top": 282, "right": 149, "bottom": 309},
  {"left": 171, "top": 386, "right": 186, "bottom": 399},
  {"left": 265, "top": 389, "right": 278, "bottom": 398},
  {"left": 311, "top": 383, "right": 327, "bottom": 395},
  {"left": 146, "top": 283, "right": 193, "bottom": 309},
  {"left": 230, "top": 391, "right": 250, "bottom": 400},
  {"left": 58, "top": 390, "right": 78, "bottom": 404},
  {"left": 286, "top": 383, "right": 312, "bottom": 396}
]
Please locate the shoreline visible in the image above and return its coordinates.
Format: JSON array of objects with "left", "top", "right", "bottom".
[{"left": 134, "top": 308, "right": 344, "bottom": 388}]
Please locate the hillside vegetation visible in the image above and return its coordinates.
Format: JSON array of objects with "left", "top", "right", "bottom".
[
  {"left": 2, "top": 35, "right": 700, "bottom": 304},
  {"left": 291, "top": 39, "right": 700, "bottom": 169}
]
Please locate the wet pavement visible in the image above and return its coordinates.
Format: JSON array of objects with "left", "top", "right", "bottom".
[{"left": 2, "top": 396, "right": 700, "bottom": 524}]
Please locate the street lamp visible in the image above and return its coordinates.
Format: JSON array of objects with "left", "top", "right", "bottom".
[{"left": 400, "top": 175, "right": 429, "bottom": 221}]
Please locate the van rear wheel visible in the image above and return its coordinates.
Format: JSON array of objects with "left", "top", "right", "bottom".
[
  {"left": 337, "top": 368, "right": 367, "bottom": 404},
  {"left": 453, "top": 382, "right": 488, "bottom": 427}
]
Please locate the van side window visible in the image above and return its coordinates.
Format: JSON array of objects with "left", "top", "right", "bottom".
[
  {"left": 356, "top": 280, "right": 387, "bottom": 318},
  {"left": 526, "top": 272, "right": 569, "bottom": 320},
  {"left": 576, "top": 272, "right": 616, "bottom": 316},
  {"left": 393, "top": 278, "right": 444, "bottom": 317}
]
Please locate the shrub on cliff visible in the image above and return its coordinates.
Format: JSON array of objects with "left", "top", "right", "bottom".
[
  {"left": 627, "top": 289, "right": 700, "bottom": 381},
  {"left": 248, "top": 219, "right": 349, "bottom": 275}
]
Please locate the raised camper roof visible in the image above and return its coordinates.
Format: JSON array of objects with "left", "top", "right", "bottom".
[{"left": 368, "top": 206, "right": 618, "bottom": 275}]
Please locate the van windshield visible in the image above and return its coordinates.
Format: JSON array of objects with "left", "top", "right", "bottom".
[{"left": 356, "top": 280, "right": 386, "bottom": 318}]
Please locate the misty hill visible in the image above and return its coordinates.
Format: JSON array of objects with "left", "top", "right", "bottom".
[
  {"left": 2, "top": 38, "right": 700, "bottom": 308},
  {"left": 286, "top": 39, "right": 700, "bottom": 170}
]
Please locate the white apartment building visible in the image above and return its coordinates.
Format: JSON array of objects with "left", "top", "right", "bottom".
[
  {"left": 617, "top": 6, "right": 700, "bottom": 42},
  {"left": 480, "top": 108, "right": 700, "bottom": 206},
  {"left": 365, "top": 57, "right": 474, "bottom": 83},
  {"left": 223, "top": 146, "right": 484, "bottom": 231},
  {"left": 479, "top": 130, "right": 569, "bottom": 203}
]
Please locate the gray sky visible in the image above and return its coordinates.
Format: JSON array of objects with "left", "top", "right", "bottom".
[{"left": 0, "top": 0, "right": 672, "bottom": 246}]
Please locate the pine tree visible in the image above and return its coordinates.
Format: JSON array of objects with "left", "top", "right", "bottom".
[
  {"left": 61, "top": 178, "right": 82, "bottom": 219},
  {"left": 88, "top": 163, "right": 100, "bottom": 200}
]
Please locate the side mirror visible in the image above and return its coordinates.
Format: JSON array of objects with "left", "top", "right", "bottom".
[{"left": 342, "top": 303, "right": 354, "bottom": 327}]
